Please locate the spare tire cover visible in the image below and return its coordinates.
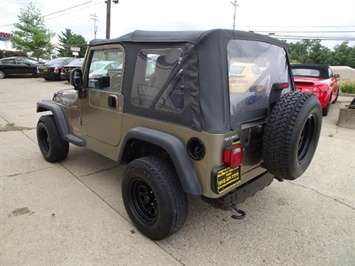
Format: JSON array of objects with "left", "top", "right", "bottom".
[{"left": 262, "top": 91, "right": 322, "bottom": 180}]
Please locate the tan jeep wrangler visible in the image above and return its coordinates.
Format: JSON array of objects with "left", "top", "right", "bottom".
[{"left": 36, "top": 29, "right": 322, "bottom": 240}]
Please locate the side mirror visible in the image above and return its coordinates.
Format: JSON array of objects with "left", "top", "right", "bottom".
[
  {"left": 334, "top": 74, "right": 340, "bottom": 78},
  {"left": 70, "top": 69, "right": 83, "bottom": 90}
]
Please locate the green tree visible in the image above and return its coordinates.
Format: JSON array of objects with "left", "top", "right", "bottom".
[
  {"left": 57, "top": 28, "right": 87, "bottom": 58},
  {"left": 304, "top": 40, "right": 331, "bottom": 65},
  {"left": 288, "top": 41, "right": 308, "bottom": 63},
  {"left": 288, "top": 39, "right": 332, "bottom": 65},
  {"left": 329, "top": 42, "right": 355, "bottom": 68},
  {"left": 11, "top": 3, "right": 55, "bottom": 60}
]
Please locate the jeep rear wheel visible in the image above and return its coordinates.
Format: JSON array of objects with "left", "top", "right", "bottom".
[
  {"left": 37, "top": 115, "right": 69, "bottom": 162},
  {"left": 122, "top": 155, "right": 188, "bottom": 240},
  {"left": 262, "top": 91, "right": 322, "bottom": 180}
]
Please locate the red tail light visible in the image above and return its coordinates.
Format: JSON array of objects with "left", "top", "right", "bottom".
[
  {"left": 278, "top": 82, "right": 289, "bottom": 89},
  {"left": 223, "top": 143, "right": 243, "bottom": 168}
]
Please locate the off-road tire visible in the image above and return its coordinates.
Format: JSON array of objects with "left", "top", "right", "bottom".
[
  {"left": 37, "top": 115, "right": 69, "bottom": 162},
  {"left": 122, "top": 155, "right": 188, "bottom": 240},
  {"left": 262, "top": 91, "right": 322, "bottom": 180}
]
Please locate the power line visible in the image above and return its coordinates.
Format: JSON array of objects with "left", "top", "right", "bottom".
[
  {"left": 44, "top": 2, "right": 101, "bottom": 22},
  {"left": 43, "top": 1, "right": 93, "bottom": 18},
  {"left": 0, "top": 1, "right": 95, "bottom": 27}
]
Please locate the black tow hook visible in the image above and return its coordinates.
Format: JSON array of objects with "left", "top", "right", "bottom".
[{"left": 231, "top": 203, "right": 246, "bottom": 219}]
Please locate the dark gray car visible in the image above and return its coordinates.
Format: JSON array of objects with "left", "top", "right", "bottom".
[{"left": 0, "top": 57, "right": 43, "bottom": 78}]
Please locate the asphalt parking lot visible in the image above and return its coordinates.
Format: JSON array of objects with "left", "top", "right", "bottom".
[{"left": 1, "top": 77, "right": 354, "bottom": 265}]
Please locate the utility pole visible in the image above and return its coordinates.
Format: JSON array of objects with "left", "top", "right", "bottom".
[
  {"left": 231, "top": 0, "right": 238, "bottom": 30},
  {"left": 106, "top": 0, "right": 119, "bottom": 39},
  {"left": 106, "top": 0, "right": 111, "bottom": 39},
  {"left": 90, "top": 13, "right": 98, "bottom": 39}
]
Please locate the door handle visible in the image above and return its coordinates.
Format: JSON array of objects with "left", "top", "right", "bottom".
[{"left": 108, "top": 95, "right": 117, "bottom": 108}]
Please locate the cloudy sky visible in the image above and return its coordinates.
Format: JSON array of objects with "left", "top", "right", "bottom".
[{"left": 0, "top": 0, "right": 354, "bottom": 51}]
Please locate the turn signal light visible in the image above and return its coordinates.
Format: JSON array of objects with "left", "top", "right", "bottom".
[{"left": 223, "top": 143, "right": 243, "bottom": 168}]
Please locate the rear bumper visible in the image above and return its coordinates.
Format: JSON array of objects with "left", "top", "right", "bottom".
[
  {"left": 202, "top": 171, "right": 274, "bottom": 210},
  {"left": 39, "top": 72, "right": 61, "bottom": 79},
  {"left": 60, "top": 73, "right": 70, "bottom": 80}
]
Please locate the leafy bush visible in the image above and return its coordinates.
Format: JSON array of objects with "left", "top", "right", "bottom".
[{"left": 341, "top": 81, "right": 355, "bottom": 94}]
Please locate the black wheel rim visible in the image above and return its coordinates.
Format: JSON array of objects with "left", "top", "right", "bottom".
[
  {"left": 298, "top": 114, "right": 316, "bottom": 161},
  {"left": 130, "top": 178, "right": 158, "bottom": 225},
  {"left": 39, "top": 126, "right": 50, "bottom": 155}
]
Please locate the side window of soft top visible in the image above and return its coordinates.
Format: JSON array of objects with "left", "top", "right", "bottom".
[{"left": 131, "top": 48, "right": 185, "bottom": 113}]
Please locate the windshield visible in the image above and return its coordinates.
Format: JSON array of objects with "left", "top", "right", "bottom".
[{"left": 227, "top": 40, "right": 291, "bottom": 121}]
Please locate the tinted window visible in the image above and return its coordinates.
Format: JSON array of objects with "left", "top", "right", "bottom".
[{"left": 0, "top": 58, "right": 16, "bottom": 64}]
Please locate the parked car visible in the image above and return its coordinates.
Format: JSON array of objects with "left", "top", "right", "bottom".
[
  {"left": 229, "top": 62, "right": 262, "bottom": 92},
  {"left": 89, "top": 60, "right": 122, "bottom": 78},
  {"left": 0, "top": 57, "right": 43, "bottom": 79},
  {"left": 38, "top": 57, "right": 75, "bottom": 81},
  {"left": 60, "top": 58, "right": 84, "bottom": 81},
  {"left": 36, "top": 29, "right": 322, "bottom": 240},
  {"left": 291, "top": 63, "right": 340, "bottom": 116}
]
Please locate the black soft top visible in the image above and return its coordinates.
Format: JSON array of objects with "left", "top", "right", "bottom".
[
  {"left": 291, "top": 63, "right": 330, "bottom": 79},
  {"left": 89, "top": 29, "right": 288, "bottom": 49},
  {"left": 89, "top": 29, "right": 290, "bottom": 133}
]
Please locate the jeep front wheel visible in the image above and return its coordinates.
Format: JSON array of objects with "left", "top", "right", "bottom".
[
  {"left": 262, "top": 91, "right": 322, "bottom": 180},
  {"left": 37, "top": 115, "right": 69, "bottom": 162},
  {"left": 122, "top": 155, "right": 188, "bottom": 240}
]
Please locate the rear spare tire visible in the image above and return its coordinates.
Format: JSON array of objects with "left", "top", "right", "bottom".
[{"left": 262, "top": 91, "right": 322, "bottom": 180}]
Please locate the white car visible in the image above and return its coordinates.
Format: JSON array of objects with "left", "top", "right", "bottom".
[{"left": 89, "top": 61, "right": 122, "bottom": 78}]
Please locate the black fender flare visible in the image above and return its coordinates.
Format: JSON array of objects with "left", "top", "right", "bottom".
[
  {"left": 36, "top": 100, "right": 85, "bottom": 146},
  {"left": 119, "top": 127, "right": 203, "bottom": 196}
]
